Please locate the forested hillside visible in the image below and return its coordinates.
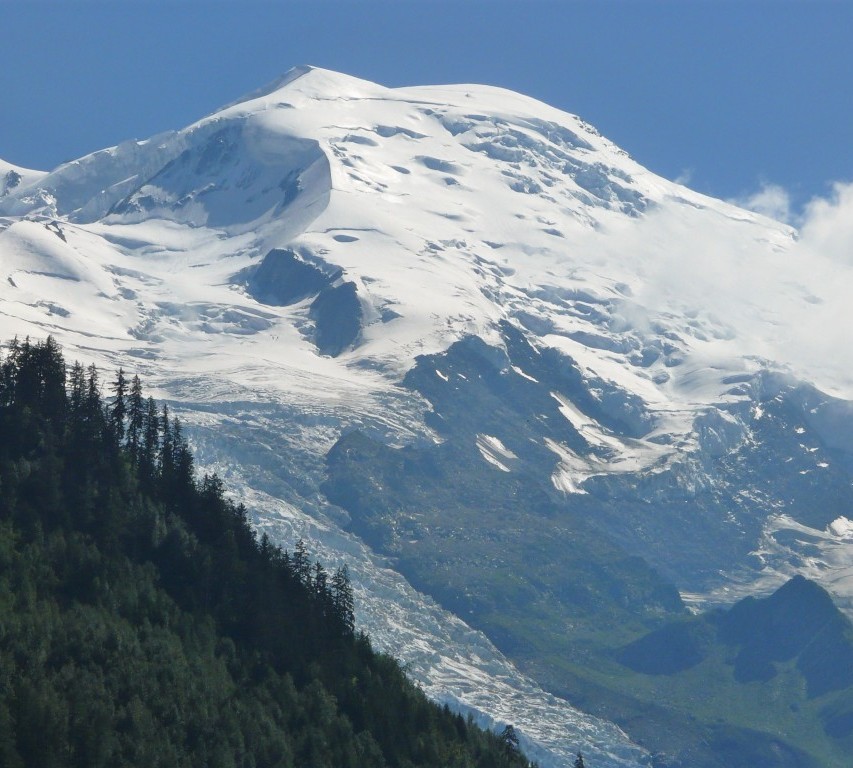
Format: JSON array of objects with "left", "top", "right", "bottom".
[{"left": 0, "top": 336, "right": 533, "bottom": 768}]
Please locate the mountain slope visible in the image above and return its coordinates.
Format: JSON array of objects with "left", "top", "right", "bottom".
[
  {"left": 612, "top": 576, "right": 853, "bottom": 767},
  {"left": 2, "top": 66, "right": 853, "bottom": 766}
]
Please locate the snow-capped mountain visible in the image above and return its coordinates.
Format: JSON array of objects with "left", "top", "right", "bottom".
[{"left": 3, "top": 66, "right": 853, "bottom": 766}]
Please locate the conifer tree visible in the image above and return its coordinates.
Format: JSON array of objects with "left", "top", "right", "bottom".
[
  {"left": 1, "top": 337, "right": 20, "bottom": 405},
  {"left": 126, "top": 375, "right": 144, "bottom": 461},
  {"left": 332, "top": 565, "right": 355, "bottom": 634},
  {"left": 139, "top": 396, "right": 160, "bottom": 484},
  {"left": 85, "top": 363, "right": 101, "bottom": 417},
  {"left": 501, "top": 724, "right": 520, "bottom": 757},
  {"left": 34, "top": 336, "right": 66, "bottom": 425},
  {"left": 67, "top": 361, "right": 85, "bottom": 419},
  {"left": 293, "top": 539, "right": 311, "bottom": 586},
  {"left": 109, "top": 367, "right": 127, "bottom": 442},
  {"left": 159, "top": 404, "right": 173, "bottom": 480},
  {"left": 170, "top": 416, "right": 195, "bottom": 498}
]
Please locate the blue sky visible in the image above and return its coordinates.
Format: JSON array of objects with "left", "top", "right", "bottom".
[{"left": 2, "top": 0, "right": 851, "bottom": 218}]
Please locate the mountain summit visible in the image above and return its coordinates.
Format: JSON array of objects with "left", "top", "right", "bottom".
[{"left": 2, "top": 67, "right": 853, "bottom": 766}]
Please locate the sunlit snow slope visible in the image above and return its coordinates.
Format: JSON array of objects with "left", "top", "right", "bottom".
[{"left": 3, "top": 65, "right": 853, "bottom": 766}]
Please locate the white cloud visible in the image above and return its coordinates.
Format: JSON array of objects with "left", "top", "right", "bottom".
[
  {"left": 674, "top": 168, "right": 694, "bottom": 186},
  {"left": 766, "top": 181, "right": 853, "bottom": 394},
  {"left": 729, "top": 182, "right": 793, "bottom": 224},
  {"left": 798, "top": 182, "right": 853, "bottom": 266},
  {"left": 588, "top": 179, "right": 853, "bottom": 399},
  {"left": 732, "top": 180, "right": 853, "bottom": 395}
]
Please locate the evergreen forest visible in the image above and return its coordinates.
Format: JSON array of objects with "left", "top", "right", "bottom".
[{"left": 0, "top": 336, "right": 534, "bottom": 768}]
